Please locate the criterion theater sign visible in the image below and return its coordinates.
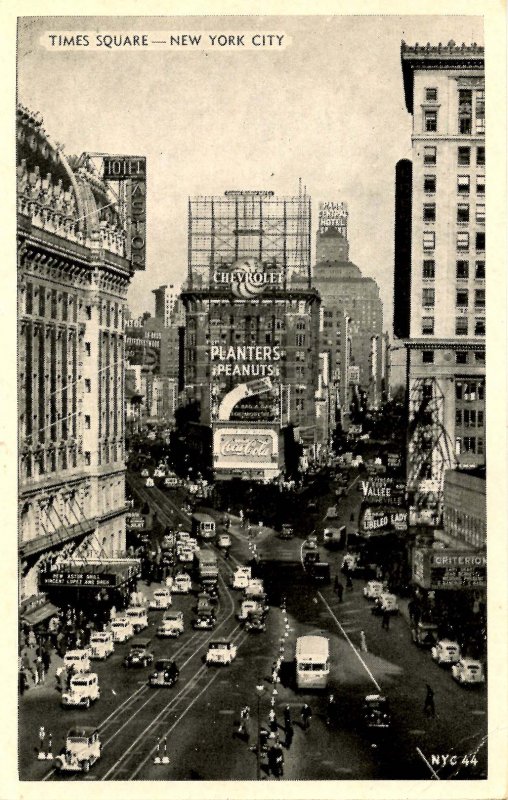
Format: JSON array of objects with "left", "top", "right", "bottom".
[
  {"left": 212, "top": 258, "right": 283, "bottom": 299},
  {"left": 103, "top": 155, "right": 146, "bottom": 270},
  {"left": 413, "top": 549, "right": 486, "bottom": 590}
]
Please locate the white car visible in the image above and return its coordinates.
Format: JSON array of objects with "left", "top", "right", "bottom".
[
  {"left": 164, "top": 476, "right": 180, "bottom": 488},
  {"left": 125, "top": 606, "right": 149, "bottom": 633},
  {"left": 217, "top": 533, "right": 232, "bottom": 549},
  {"left": 61, "top": 672, "right": 100, "bottom": 709},
  {"left": 431, "top": 639, "right": 461, "bottom": 666},
  {"left": 54, "top": 727, "right": 101, "bottom": 773},
  {"left": 451, "top": 658, "right": 485, "bottom": 685},
  {"left": 172, "top": 573, "right": 192, "bottom": 594},
  {"left": 110, "top": 617, "right": 134, "bottom": 643},
  {"left": 372, "top": 593, "right": 399, "bottom": 615},
  {"left": 206, "top": 639, "right": 238, "bottom": 665},
  {"left": 231, "top": 566, "right": 251, "bottom": 590},
  {"left": 140, "top": 469, "right": 149, "bottom": 478},
  {"left": 177, "top": 546, "right": 194, "bottom": 563},
  {"left": 363, "top": 580, "right": 384, "bottom": 600},
  {"left": 157, "top": 610, "right": 184, "bottom": 638},
  {"left": 64, "top": 649, "right": 91, "bottom": 674},
  {"left": 89, "top": 631, "right": 114, "bottom": 660},
  {"left": 149, "top": 588, "right": 172, "bottom": 610},
  {"left": 145, "top": 477, "right": 155, "bottom": 488}
]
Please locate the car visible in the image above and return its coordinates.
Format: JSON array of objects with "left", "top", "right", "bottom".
[
  {"left": 217, "top": 533, "right": 232, "bottom": 549},
  {"left": 110, "top": 616, "right": 134, "bottom": 643},
  {"left": 125, "top": 606, "right": 148, "bottom": 633},
  {"left": 238, "top": 598, "right": 267, "bottom": 621},
  {"left": 164, "top": 475, "right": 180, "bottom": 488},
  {"left": 363, "top": 694, "right": 391, "bottom": 730},
  {"left": 149, "top": 588, "right": 172, "bottom": 610},
  {"left": 363, "top": 580, "right": 384, "bottom": 600},
  {"left": 171, "top": 572, "right": 192, "bottom": 593},
  {"left": 411, "top": 621, "right": 439, "bottom": 647},
  {"left": 308, "top": 561, "right": 331, "bottom": 584},
  {"left": 64, "top": 649, "right": 91, "bottom": 674},
  {"left": 245, "top": 612, "right": 266, "bottom": 633},
  {"left": 304, "top": 550, "right": 320, "bottom": 567},
  {"left": 89, "top": 631, "right": 114, "bottom": 660},
  {"left": 244, "top": 578, "right": 264, "bottom": 597},
  {"left": 196, "top": 591, "right": 214, "bottom": 615},
  {"left": 61, "top": 672, "right": 100, "bottom": 709},
  {"left": 140, "top": 469, "right": 149, "bottom": 478},
  {"left": 148, "top": 659, "right": 180, "bottom": 688},
  {"left": 231, "top": 566, "right": 251, "bottom": 590},
  {"left": 342, "top": 552, "right": 361, "bottom": 574},
  {"left": 431, "top": 639, "right": 461, "bottom": 666},
  {"left": 123, "top": 638, "right": 154, "bottom": 668},
  {"left": 279, "top": 524, "right": 294, "bottom": 540},
  {"left": 145, "top": 477, "right": 155, "bottom": 488},
  {"left": 154, "top": 468, "right": 165, "bottom": 478},
  {"left": 205, "top": 639, "right": 238, "bottom": 665},
  {"left": 157, "top": 610, "right": 185, "bottom": 638},
  {"left": 451, "top": 658, "right": 486, "bottom": 685},
  {"left": 54, "top": 727, "right": 101, "bottom": 773},
  {"left": 177, "top": 545, "right": 194, "bottom": 563},
  {"left": 371, "top": 593, "right": 399, "bottom": 616},
  {"left": 303, "top": 537, "right": 318, "bottom": 551},
  {"left": 193, "top": 612, "right": 216, "bottom": 630},
  {"left": 323, "top": 527, "right": 344, "bottom": 549}
]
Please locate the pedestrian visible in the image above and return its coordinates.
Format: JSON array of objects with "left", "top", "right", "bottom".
[
  {"left": 28, "top": 628, "right": 36, "bottom": 649},
  {"left": 382, "top": 610, "right": 390, "bottom": 630},
  {"left": 41, "top": 647, "right": 51, "bottom": 675},
  {"left": 350, "top": 512, "right": 355, "bottom": 523},
  {"left": 334, "top": 574, "right": 339, "bottom": 592},
  {"left": 284, "top": 722, "right": 294, "bottom": 750},
  {"left": 301, "top": 703, "right": 312, "bottom": 730},
  {"left": 238, "top": 705, "right": 250, "bottom": 739},
  {"left": 268, "top": 708, "right": 278, "bottom": 733},
  {"left": 337, "top": 581, "right": 344, "bottom": 602},
  {"left": 283, "top": 704, "right": 292, "bottom": 731},
  {"left": 423, "top": 684, "right": 435, "bottom": 717},
  {"left": 274, "top": 742, "right": 284, "bottom": 777},
  {"left": 346, "top": 573, "right": 353, "bottom": 591},
  {"left": 19, "top": 668, "right": 28, "bottom": 696},
  {"left": 35, "top": 654, "right": 45, "bottom": 684},
  {"left": 326, "top": 693, "right": 338, "bottom": 726},
  {"left": 66, "top": 664, "right": 75, "bottom": 691},
  {"left": 360, "top": 630, "right": 368, "bottom": 653}
]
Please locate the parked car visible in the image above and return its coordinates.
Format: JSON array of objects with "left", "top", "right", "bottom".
[
  {"left": 431, "top": 639, "right": 461, "bottom": 666},
  {"left": 123, "top": 638, "right": 154, "bottom": 669},
  {"left": 149, "top": 588, "right": 172, "bottom": 610},
  {"left": 148, "top": 659, "right": 180, "bottom": 688},
  {"left": 110, "top": 617, "right": 134, "bottom": 643},
  {"left": 61, "top": 673, "right": 100, "bottom": 709},
  {"left": 363, "top": 580, "right": 384, "bottom": 600},
  {"left": 411, "top": 621, "right": 439, "bottom": 647},
  {"left": 157, "top": 610, "right": 184, "bottom": 638},
  {"left": 451, "top": 658, "right": 486, "bottom": 685},
  {"left": 64, "top": 649, "right": 91, "bottom": 675},
  {"left": 54, "top": 727, "right": 101, "bottom": 773},
  {"left": 89, "top": 631, "right": 114, "bottom": 660},
  {"left": 205, "top": 639, "right": 238, "bottom": 665}
]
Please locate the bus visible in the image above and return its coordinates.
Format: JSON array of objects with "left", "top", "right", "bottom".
[
  {"left": 194, "top": 550, "right": 219, "bottom": 585},
  {"left": 295, "top": 635, "right": 330, "bottom": 690},
  {"left": 191, "top": 513, "right": 216, "bottom": 541}
]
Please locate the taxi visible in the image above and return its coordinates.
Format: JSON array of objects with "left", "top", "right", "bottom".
[
  {"left": 217, "top": 533, "right": 232, "bottom": 549},
  {"left": 172, "top": 572, "right": 192, "bottom": 594},
  {"left": 125, "top": 606, "right": 148, "bottom": 633},
  {"left": 157, "top": 610, "right": 184, "bottom": 638},
  {"left": 231, "top": 566, "right": 251, "bottom": 590},
  {"left": 54, "top": 727, "right": 101, "bottom": 773},
  {"left": 205, "top": 639, "right": 238, "bottom": 666},
  {"left": 61, "top": 672, "right": 100, "bottom": 709},
  {"left": 64, "top": 649, "right": 91, "bottom": 674},
  {"left": 238, "top": 598, "right": 266, "bottom": 621},
  {"left": 431, "top": 639, "right": 461, "bottom": 666},
  {"left": 177, "top": 545, "right": 194, "bottom": 564},
  {"left": 164, "top": 475, "right": 180, "bottom": 488},
  {"left": 149, "top": 588, "right": 172, "bottom": 610},
  {"left": 89, "top": 631, "right": 114, "bottom": 660},
  {"left": 244, "top": 579, "right": 265, "bottom": 599},
  {"left": 372, "top": 593, "right": 399, "bottom": 615},
  {"left": 451, "top": 658, "right": 486, "bottom": 685},
  {"left": 363, "top": 580, "right": 384, "bottom": 600},
  {"left": 148, "top": 659, "right": 180, "bottom": 688},
  {"left": 110, "top": 616, "right": 134, "bottom": 643}
]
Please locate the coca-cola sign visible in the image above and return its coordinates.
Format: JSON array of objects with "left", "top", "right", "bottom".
[
  {"left": 220, "top": 434, "right": 273, "bottom": 459},
  {"left": 213, "top": 426, "right": 279, "bottom": 470}
]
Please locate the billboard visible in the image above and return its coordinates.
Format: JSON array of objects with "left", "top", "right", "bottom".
[
  {"left": 213, "top": 425, "right": 280, "bottom": 479},
  {"left": 360, "top": 506, "right": 408, "bottom": 534},
  {"left": 125, "top": 327, "right": 161, "bottom": 373},
  {"left": 412, "top": 548, "right": 486, "bottom": 590},
  {"left": 103, "top": 155, "right": 146, "bottom": 271},
  {"left": 212, "top": 259, "right": 284, "bottom": 299},
  {"left": 359, "top": 478, "right": 406, "bottom": 506},
  {"left": 318, "top": 201, "right": 348, "bottom": 235}
]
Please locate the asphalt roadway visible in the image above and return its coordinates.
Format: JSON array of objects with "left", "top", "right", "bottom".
[{"left": 19, "top": 470, "right": 487, "bottom": 781}]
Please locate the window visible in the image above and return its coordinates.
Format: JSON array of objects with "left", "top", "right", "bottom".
[
  {"left": 477, "top": 146, "right": 485, "bottom": 166},
  {"left": 423, "top": 231, "right": 435, "bottom": 250},
  {"left": 422, "top": 288, "right": 435, "bottom": 307},
  {"left": 462, "top": 436, "right": 476, "bottom": 453},
  {"left": 296, "top": 334, "right": 306, "bottom": 347},
  {"left": 457, "top": 175, "right": 470, "bottom": 195},
  {"left": 476, "top": 232, "right": 485, "bottom": 252},
  {"left": 85, "top": 415, "right": 91, "bottom": 429},
  {"left": 457, "top": 232, "right": 469, "bottom": 251},
  {"left": 425, "top": 87, "right": 438, "bottom": 102},
  {"left": 423, "top": 260, "right": 435, "bottom": 279},
  {"left": 423, "top": 146, "right": 437, "bottom": 165},
  {"left": 422, "top": 350, "right": 434, "bottom": 364},
  {"left": 475, "top": 289, "right": 485, "bottom": 308},
  {"left": 84, "top": 451, "right": 91, "bottom": 466},
  {"left": 39, "top": 288, "right": 46, "bottom": 317},
  {"left": 458, "top": 146, "right": 470, "bottom": 166},
  {"left": 25, "top": 282, "right": 33, "bottom": 315},
  {"left": 423, "top": 203, "right": 436, "bottom": 222},
  {"left": 456, "top": 351, "right": 468, "bottom": 364},
  {"left": 475, "top": 260, "right": 485, "bottom": 279},
  {"left": 458, "top": 89, "right": 472, "bottom": 134},
  {"left": 85, "top": 342, "right": 91, "bottom": 356},
  {"left": 84, "top": 379, "right": 91, "bottom": 392},
  {"left": 424, "top": 175, "right": 436, "bottom": 193},
  {"left": 477, "top": 437, "right": 484, "bottom": 456},
  {"left": 475, "top": 318, "right": 485, "bottom": 336},
  {"left": 85, "top": 305, "right": 92, "bottom": 320},
  {"left": 424, "top": 110, "right": 437, "bottom": 132},
  {"left": 422, "top": 317, "right": 434, "bottom": 335},
  {"left": 476, "top": 175, "right": 485, "bottom": 195},
  {"left": 456, "top": 410, "right": 462, "bottom": 426},
  {"left": 457, "top": 204, "right": 469, "bottom": 223},
  {"left": 476, "top": 90, "right": 485, "bottom": 134},
  {"left": 456, "top": 260, "right": 469, "bottom": 279},
  {"left": 475, "top": 351, "right": 485, "bottom": 364},
  {"left": 456, "top": 290, "right": 468, "bottom": 307},
  {"left": 477, "top": 410, "right": 484, "bottom": 426},
  {"left": 455, "top": 318, "right": 468, "bottom": 335}
]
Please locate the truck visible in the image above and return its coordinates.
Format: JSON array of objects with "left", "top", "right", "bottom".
[
  {"left": 194, "top": 550, "right": 219, "bottom": 586},
  {"left": 323, "top": 526, "right": 346, "bottom": 549}
]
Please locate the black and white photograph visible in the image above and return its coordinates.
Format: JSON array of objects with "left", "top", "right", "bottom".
[{"left": 6, "top": 4, "right": 507, "bottom": 796}]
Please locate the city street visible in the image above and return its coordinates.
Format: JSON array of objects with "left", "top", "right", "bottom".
[{"left": 19, "top": 471, "right": 486, "bottom": 781}]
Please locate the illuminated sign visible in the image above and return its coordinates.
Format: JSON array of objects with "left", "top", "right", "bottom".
[
  {"left": 360, "top": 478, "right": 406, "bottom": 506},
  {"left": 103, "top": 155, "right": 146, "bottom": 271},
  {"left": 213, "top": 426, "right": 279, "bottom": 475},
  {"left": 412, "top": 549, "right": 486, "bottom": 590},
  {"left": 126, "top": 513, "right": 146, "bottom": 530},
  {"left": 360, "top": 507, "right": 408, "bottom": 533},
  {"left": 215, "top": 378, "right": 278, "bottom": 423},
  {"left": 212, "top": 258, "right": 283, "bottom": 298},
  {"left": 319, "top": 201, "right": 348, "bottom": 234},
  {"left": 211, "top": 344, "right": 283, "bottom": 378}
]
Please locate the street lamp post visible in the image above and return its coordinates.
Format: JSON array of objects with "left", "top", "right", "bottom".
[{"left": 255, "top": 684, "right": 264, "bottom": 780}]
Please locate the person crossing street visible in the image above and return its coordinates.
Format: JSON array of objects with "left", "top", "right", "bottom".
[{"left": 301, "top": 703, "right": 312, "bottom": 730}]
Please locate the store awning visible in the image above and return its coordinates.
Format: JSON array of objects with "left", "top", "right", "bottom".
[{"left": 21, "top": 600, "right": 59, "bottom": 627}]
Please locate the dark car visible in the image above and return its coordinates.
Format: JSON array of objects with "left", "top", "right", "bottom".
[
  {"left": 192, "top": 612, "right": 216, "bottom": 631},
  {"left": 304, "top": 550, "right": 320, "bottom": 568},
  {"left": 309, "top": 561, "right": 331, "bottom": 584},
  {"left": 245, "top": 612, "right": 266, "bottom": 633},
  {"left": 363, "top": 694, "right": 391, "bottom": 730},
  {"left": 148, "top": 659, "right": 179, "bottom": 687},
  {"left": 123, "top": 638, "right": 154, "bottom": 669}
]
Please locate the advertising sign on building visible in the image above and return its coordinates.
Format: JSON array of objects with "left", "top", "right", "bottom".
[
  {"left": 412, "top": 548, "right": 486, "bottom": 590},
  {"left": 360, "top": 478, "right": 406, "bottom": 506},
  {"left": 409, "top": 478, "right": 441, "bottom": 527},
  {"left": 125, "top": 327, "right": 161, "bottom": 373},
  {"left": 212, "top": 258, "right": 283, "bottom": 299},
  {"left": 213, "top": 425, "right": 280, "bottom": 480},
  {"left": 360, "top": 506, "right": 408, "bottom": 534},
  {"left": 348, "top": 365, "right": 360, "bottom": 384},
  {"left": 126, "top": 513, "right": 146, "bottom": 530},
  {"left": 387, "top": 452, "right": 402, "bottom": 468},
  {"left": 318, "top": 201, "right": 348, "bottom": 235},
  {"left": 103, "top": 155, "right": 146, "bottom": 271}
]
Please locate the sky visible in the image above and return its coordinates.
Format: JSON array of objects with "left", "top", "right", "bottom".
[{"left": 17, "top": 14, "right": 484, "bottom": 380}]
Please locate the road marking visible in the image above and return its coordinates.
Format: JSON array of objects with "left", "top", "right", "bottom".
[
  {"left": 218, "top": 709, "right": 235, "bottom": 715},
  {"left": 317, "top": 592, "right": 381, "bottom": 692},
  {"left": 471, "top": 709, "right": 486, "bottom": 716},
  {"left": 409, "top": 729, "right": 427, "bottom": 736},
  {"left": 416, "top": 746, "right": 440, "bottom": 779}
]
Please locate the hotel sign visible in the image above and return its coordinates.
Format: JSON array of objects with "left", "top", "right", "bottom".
[
  {"left": 103, "top": 155, "right": 146, "bottom": 271},
  {"left": 319, "top": 201, "right": 348, "bottom": 234}
]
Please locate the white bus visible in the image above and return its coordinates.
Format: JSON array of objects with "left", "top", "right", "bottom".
[{"left": 295, "top": 635, "right": 330, "bottom": 690}]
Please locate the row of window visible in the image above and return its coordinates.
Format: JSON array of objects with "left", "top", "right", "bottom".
[
  {"left": 423, "top": 231, "right": 485, "bottom": 252},
  {"left": 24, "top": 283, "right": 123, "bottom": 329},
  {"left": 422, "top": 259, "right": 485, "bottom": 280},
  {"left": 422, "top": 202, "right": 485, "bottom": 224},
  {"left": 423, "top": 145, "right": 484, "bottom": 166},
  {"left": 421, "top": 317, "right": 485, "bottom": 336},
  {"left": 421, "top": 350, "right": 485, "bottom": 365},
  {"left": 422, "top": 288, "right": 485, "bottom": 308},
  {"left": 455, "top": 409, "right": 484, "bottom": 428},
  {"left": 423, "top": 88, "right": 484, "bottom": 135},
  {"left": 455, "top": 380, "right": 485, "bottom": 401},
  {"left": 455, "top": 436, "right": 484, "bottom": 456}
]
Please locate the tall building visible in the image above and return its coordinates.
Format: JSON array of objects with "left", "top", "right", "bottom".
[
  {"left": 396, "top": 41, "right": 485, "bottom": 525},
  {"left": 17, "top": 105, "right": 140, "bottom": 617},
  {"left": 180, "top": 189, "right": 321, "bottom": 480},
  {"left": 152, "top": 283, "right": 184, "bottom": 327},
  {"left": 313, "top": 202, "right": 384, "bottom": 433}
]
